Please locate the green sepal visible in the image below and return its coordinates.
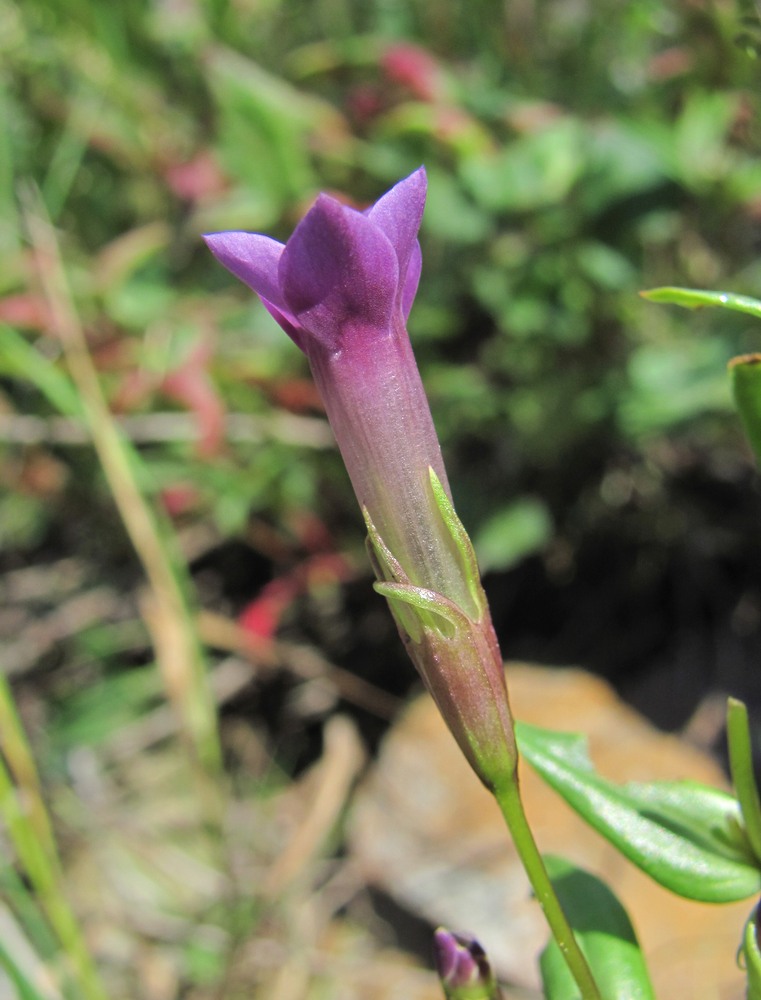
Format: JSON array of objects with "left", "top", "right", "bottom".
[
  {"left": 428, "top": 467, "right": 485, "bottom": 620},
  {"left": 730, "top": 354, "right": 761, "bottom": 463},
  {"left": 363, "top": 507, "right": 407, "bottom": 584},
  {"left": 727, "top": 697, "right": 761, "bottom": 864},
  {"left": 540, "top": 857, "right": 656, "bottom": 1000},
  {"left": 743, "top": 905, "right": 761, "bottom": 1000},
  {"left": 517, "top": 722, "right": 761, "bottom": 902},
  {"left": 373, "top": 581, "right": 464, "bottom": 641},
  {"left": 641, "top": 286, "right": 761, "bottom": 319},
  {"left": 364, "top": 507, "right": 424, "bottom": 640},
  {"left": 440, "top": 980, "right": 501, "bottom": 1000},
  {"left": 365, "top": 502, "right": 477, "bottom": 642}
]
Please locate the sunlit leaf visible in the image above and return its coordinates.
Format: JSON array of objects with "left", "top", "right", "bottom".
[
  {"left": 0, "top": 324, "right": 82, "bottom": 416},
  {"left": 474, "top": 498, "right": 552, "bottom": 573},
  {"left": 641, "top": 286, "right": 761, "bottom": 320},
  {"left": 517, "top": 722, "right": 761, "bottom": 902},
  {"left": 540, "top": 858, "right": 655, "bottom": 1000}
]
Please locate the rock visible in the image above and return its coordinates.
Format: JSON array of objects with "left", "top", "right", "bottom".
[{"left": 349, "top": 664, "right": 750, "bottom": 998}]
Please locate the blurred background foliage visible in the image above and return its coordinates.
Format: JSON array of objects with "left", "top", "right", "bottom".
[
  {"left": 4, "top": 0, "right": 761, "bottom": 724},
  {"left": 4, "top": 0, "right": 761, "bottom": 994}
]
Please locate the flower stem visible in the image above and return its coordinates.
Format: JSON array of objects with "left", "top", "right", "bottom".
[{"left": 494, "top": 777, "right": 602, "bottom": 1000}]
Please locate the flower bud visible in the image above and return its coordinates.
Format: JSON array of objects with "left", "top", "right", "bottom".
[
  {"left": 434, "top": 928, "right": 502, "bottom": 1000},
  {"left": 205, "top": 169, "right": 516, "bottom": 791}
]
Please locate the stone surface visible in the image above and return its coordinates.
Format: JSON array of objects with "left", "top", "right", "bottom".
[{"left": 349, "top": 664, "right": 751, "bottom": 998}]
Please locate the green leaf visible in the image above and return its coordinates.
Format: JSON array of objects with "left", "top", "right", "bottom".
[
  {"left": 0, "top": 932, "right": 51, "bottom": 1000},
  {"left": 424, "top": 169, "right": 493, "bottom": 244},
  {"left": 207, "top": 46, "right": 328, "bottom": 212},
  {"left": 640, "top": 289, "right": 761, "bottom": 457},
  {"left": 51, "top": 665, "right": 161, "bottom": 751},
  {"left": 641, "top": 286, "right": 761, "bottom": 320},
  {"left": 621, "top": 339, "right": 732, "bottom": 438},
  {"left": 474, "top": 498, "right": 552, "bottom": 573},
  {"left": 540, "top": 858, "right": 655, "bottom": 1000},
  {"left": 727, "top": 697, "right": 761, "bottom": 863},
  {"left": 462, "top": 119, "right": 584, "bottom": 212},
  {"left": 671, "top": 92, "right": 740, "bottom": 190},
  {"left": 0, "top": 323, "right": 82, "bottom": 416},
  {"left": 516, "top": 721, "right": 761, "bottom": 902},
  {"left": 730, "top": 354, "right": 761, "bottom": 463}
]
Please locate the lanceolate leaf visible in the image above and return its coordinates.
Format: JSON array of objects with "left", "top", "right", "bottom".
[
  {"left": 727, "top": 697, "right": 761, "bottom": 863},
  {"left": 0, "top": 323, "right": 82, "bottom": 417},
  {"left": 641, "top": 286, "right": 761, "bottom": 319},
  {"left": 540, "top": 857, "right": 655, "bottom": 1000},
  {"left": 516, "top": 722, "right": 761, "bottom": 903},
  {"left": 641, "top": 287, "right": 761, "bottom": 462}
]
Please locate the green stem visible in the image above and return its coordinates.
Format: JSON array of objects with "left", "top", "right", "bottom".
[
  {"left": 727, "top": 697, "right": 761, "bottom": 863},
  {"left": 495, "top": 778, "right": 602, "bottom": 1000}
]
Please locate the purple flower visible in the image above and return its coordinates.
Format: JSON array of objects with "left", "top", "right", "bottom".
[
  {"left": 204, "top": 170, "right": 458, "bottom": 600},
  {"left": 205, "top": 170, "right": 516, "bottom": 791}
]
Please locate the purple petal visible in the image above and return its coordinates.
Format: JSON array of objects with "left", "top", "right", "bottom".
[
  {"left": 402, "top": 240, "right": 422, "bottom": 320},
  {"left": 203, "top": 232, "right": 286, "bottom": 308},
  {"left": 259, "top": 297, "right": 305, "bottom": 350},
  {"left": 433, "top": 929, "right": 490, "bottom": 989},
  {"left": 204, "top": 232, "right": 306, "bottom": 348},
  {"left": 280, "top": 194, "right": 399, "bottom": 350},
  {"left": 367, "top": 167, "right": 426, "bottom": 289},
  {"left": 434, "top": 929, "right": 459, "bottom": 982}
]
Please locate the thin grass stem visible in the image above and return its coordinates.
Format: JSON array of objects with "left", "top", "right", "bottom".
[
  {"left": 0, "top": 751, "right": 107, "bottom": 1000},
  {"left": 23, "top": 189, "right": 223, "bottom": 784}
]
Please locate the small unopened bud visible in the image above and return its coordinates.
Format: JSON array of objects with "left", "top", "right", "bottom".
[
  {"left": 433, "top": 928, "right": 501, "bottom": 1000},
  {"left": 742, "top": 897, "right": 761, "bottom": 997}
]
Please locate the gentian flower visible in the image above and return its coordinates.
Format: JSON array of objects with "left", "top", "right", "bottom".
[{"left": 204, "top": 168, "right": 516, "bottom": 792}]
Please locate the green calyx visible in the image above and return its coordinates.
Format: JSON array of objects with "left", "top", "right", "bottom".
[
  {"left": 363, "top": 469, "right": 486, "bottom": 643},
  {"left": 427, "top": 467, "right": 486, "bottom": 620},
  {"left": 373, "top": 581, "right": 464, "bottom": 642},
  {"left": 441, "top": 980, "right": 501, "bottom": 1000},
  {"left": 364, "top": 507, "right": 467, "bottom": 642}
]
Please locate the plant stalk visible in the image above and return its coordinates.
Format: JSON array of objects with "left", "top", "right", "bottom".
[{"left": 495, "top": 777, "right": 602, "bottom": 1000}]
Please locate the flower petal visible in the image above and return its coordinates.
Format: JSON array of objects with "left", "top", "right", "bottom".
[
  {"left": 367, "top": 167, "right": 426, "bottom": 290},
  {"left": 401, "top": 240, "right": 422, "bottom": 320},
  {"left": 280, "top": 194, "right": 399, "bottom": 350},
  {"left": 259, "top": 297, "right": 305, "bottom": 349},
  {"left": 203, "top": 232, "right": 286, "bottom": 308}
]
